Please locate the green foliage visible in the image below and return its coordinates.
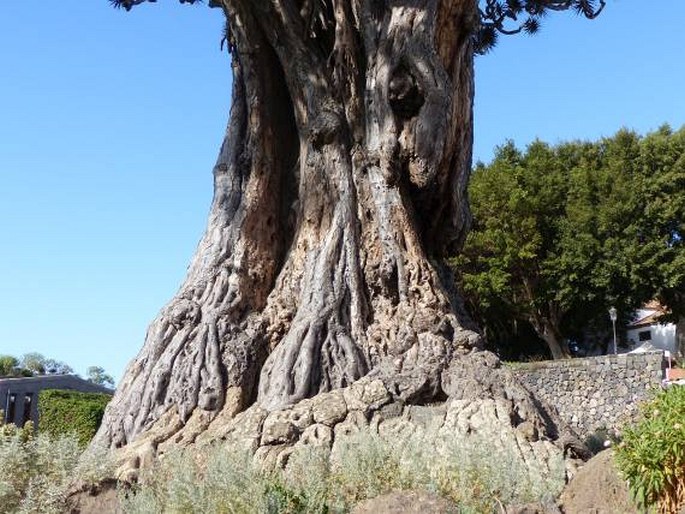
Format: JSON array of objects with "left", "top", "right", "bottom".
[
  {"left": 122, "top": 430, "right": 565, "bottom": 513},
  {"left": 19, "top": 353, "right": 48, "bottom": 375},
  {"left": 476, "top": 0, "right": 605, "bottom": 54},
  {"left": 455, "top": 126, "right": 685, "bottom": 359},
  {"left": 20, "top": 353, "right": 73, "bottom": 376},
  {"left": 85, "top": 366, "right": 115, "bottom": 389},
  {"left": 615, "top": 386, "right": 685, "bottom": 513},
  {"left": 38, "top": 390, "right": 112, "bottom": 446},
  {"left": 0, "top": 413, "right": 114, "bottom": 514},
  {"left": 0, "top": 355, "right": 21, "bottom": 378},
  {"left": 0, "top": 353, "right": 80, "bottom": 378}
]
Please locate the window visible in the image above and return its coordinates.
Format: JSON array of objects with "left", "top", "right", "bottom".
[
  {"left": 638, "top": 330, "right": 652, "bottom": 342},
  {"left": 6, "top": 393, "right": 16, "bottom": 424},
  {"left": 23, "top": 393, "right": 33, "bottom": 426}
]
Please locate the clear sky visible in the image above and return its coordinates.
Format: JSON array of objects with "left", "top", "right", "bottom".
[{"left": 1, "top": 1, "right": 684, "bottom": 383}]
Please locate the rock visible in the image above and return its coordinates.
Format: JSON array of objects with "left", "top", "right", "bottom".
[
  {"left": 66, "top": 479, "right": 124, "bottom": 514},
  {"left": 333, "top": 410, "right": 368, "bottom": 439},
  {"left": 297, "top": 423, "right": 334, "bottom": 448},
  {"left": 312, "top": 391, "right": 347, "bottom": 425},
  {"left": 405, "top": 404, "right": 446, "bottom": 430},
  {"left": 558, "top": 449, "right": 639, "bottom": 514},
  {"left": 254, "top": 444, "right": 293, "bottom": 469},
  {"left": 516, "top": 420, "right": 539, "bottom": 442},
  {"left": 351, "top": 490, "right": 458, "bottom": 514},
  {"left": 343, "top": 379, "right": 390, "bottom": 413},
  {"left": 260, "top": 417, "right": 298, "bottom": 445}
]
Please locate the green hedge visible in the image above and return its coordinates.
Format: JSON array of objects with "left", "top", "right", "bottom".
[{"left": 38, "top": 389, "right": 112, "bottom": 445}]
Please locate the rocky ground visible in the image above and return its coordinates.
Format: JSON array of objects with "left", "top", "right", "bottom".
[{"left": 67, "top": 352, "right": 642, "bottom": 513}]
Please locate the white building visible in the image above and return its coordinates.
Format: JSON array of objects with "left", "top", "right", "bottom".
[{"left": 626, "top": 301, "right": 678, "bottom": 356}]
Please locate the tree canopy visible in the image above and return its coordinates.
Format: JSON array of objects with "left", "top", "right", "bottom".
[
  {"left": 455, "top": 126, "right": 685, "bottom": 360},
  {"left": 19, "top": 352, "right": 73, "bottom": 376},
  {"left": 0, "top": 353, "right": 115, "bottom": 385}
]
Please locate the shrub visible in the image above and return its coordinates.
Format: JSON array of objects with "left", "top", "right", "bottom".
[
  {"left": 38, "top": 389, "right": 111, "bottom": 445},
  {"left": 120, "top": 448, "right": 297, "bottom": 514},
  {"left": 122, "top": 429, "right": 565, "bottom": 513},
  {"left": 0, "top": 413, "right": 114, "bottom": 514},
  {"left": 615, "top": 386, "right": 685, "bottom": 513}
]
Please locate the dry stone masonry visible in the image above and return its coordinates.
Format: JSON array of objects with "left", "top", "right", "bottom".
[{"left": 512, "top": 352, "right": 665, "bottom": 436}]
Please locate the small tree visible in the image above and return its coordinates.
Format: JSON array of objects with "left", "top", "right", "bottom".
[
  {"left": 19, "top": 353, "right": 73, "bottom": 375},
  {"left": 43, "top": 359, "right": 74, "bottom": 375},
  {"left": 86, "top": 366, "right": 115, "bottom": 389},
  {"left": 0, "top": 355, "right": 21, "bottom": 377},
  {"left": 19, "top": 352, "right": 47, "bottom": 375}
]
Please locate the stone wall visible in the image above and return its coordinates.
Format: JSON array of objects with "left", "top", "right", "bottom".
[{"left": 511, "top": 352, "right": 665, "bottom": 436}]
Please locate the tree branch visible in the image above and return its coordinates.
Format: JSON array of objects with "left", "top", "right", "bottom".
[
  {"left": 476, "top": 0, "right": 606, "bottom": 53},
  {"left": 109, "top": 0, "right": 221, "bottom": 11}
]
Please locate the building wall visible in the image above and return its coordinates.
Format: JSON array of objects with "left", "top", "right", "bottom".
[
  {"left": 511, "top": 351, "right": 665, "bottom": 436},
  {"left": 626, "top": 323, "right": 677, "bottom": 354},
  {"left": 0, "top": 375, "right": 112, "bottom": 429}
]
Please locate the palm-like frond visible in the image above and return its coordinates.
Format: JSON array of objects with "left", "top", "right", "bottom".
[{"left": 476, "top": 0, "right": 605, "bottom": 54}]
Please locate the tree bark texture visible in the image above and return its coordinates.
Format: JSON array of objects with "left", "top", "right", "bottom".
[{"left": 95, "top": 0, "right": 562, "bottom": 460}]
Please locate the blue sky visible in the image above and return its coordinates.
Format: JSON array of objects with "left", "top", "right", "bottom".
[{"left": 1, "top": 1, "right": 683, "bottom": 382}]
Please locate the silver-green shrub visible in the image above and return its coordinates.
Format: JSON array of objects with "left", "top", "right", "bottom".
[
  {"left": 122, "top": 428, "right": 565, "bottom": 513},
  {"left": 0, "top": 417, "right": 114, "bottom": 514},
  {"left": 120, "top": 447, "right": 316, "bottom": 514}
]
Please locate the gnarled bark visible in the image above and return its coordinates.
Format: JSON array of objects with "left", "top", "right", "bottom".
[{"left": 95, "top": 0, "right": 561, "bottom": 463}]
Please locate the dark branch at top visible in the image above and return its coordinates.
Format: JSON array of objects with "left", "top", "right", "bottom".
[
  {"left": 476, "top": 0, "right": 606, "bottom": 53},
  {"left": 109, "top": 0, "right": 221, "bottom": 10},
  {"left": 109, "top": 0, "right": 605, "bottom": 55}
]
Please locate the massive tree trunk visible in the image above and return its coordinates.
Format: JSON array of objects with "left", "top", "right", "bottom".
[{"left": 96, "top": 2, "right": 581, "bottom": 477}]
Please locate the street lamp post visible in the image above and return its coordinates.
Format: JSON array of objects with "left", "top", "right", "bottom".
[{"left": 609, "top": 306, "right": 618, "bottom": 355}]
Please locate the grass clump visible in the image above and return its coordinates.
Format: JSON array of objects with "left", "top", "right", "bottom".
[
  {"left": 615, "top": 386, "right": 685, "bottom": 514},
  {"left": 122, "top": 429, "right": 565, "bottom": 513},
  {"left": 0, "top": 414, "right": 114, "bottom": 514}
]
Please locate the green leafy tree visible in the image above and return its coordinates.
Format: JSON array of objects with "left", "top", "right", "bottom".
[
  {"left": 19, "top": 352, "right": 47, "bottom": 375},
  {"left": 43, "top": 358, "right": 74, "bottom": 375},
  {"left": 86, "top": 366, "right": 115, "bottom": 389},
  {"left": 456, "top": 127, "right": 685, "bottom": 359},
  {"left": 637, "top": 126, "right": 685, "bottom": 320},
  {"left": 19, "top": 353, "right": 73, "bottom": 375},
  {"left": 454, "top": 140, "right": 588, "bottom": 358},
  {"left": 0, "top": 355, "right": 20, "bottom": 377}
]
